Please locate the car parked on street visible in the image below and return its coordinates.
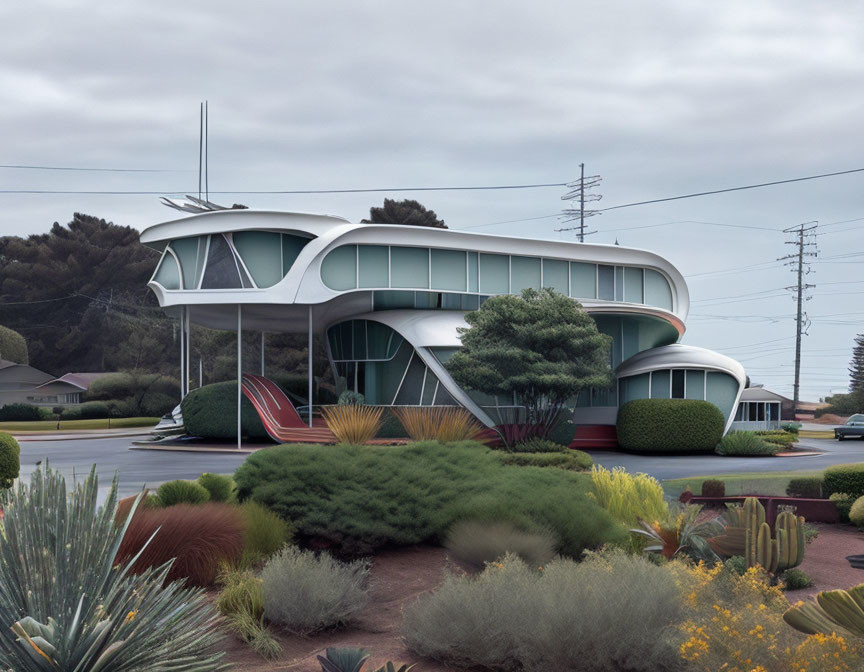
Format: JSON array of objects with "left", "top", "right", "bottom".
[{"left": 835, "top": 414, "right": 864, "bottom": 440}]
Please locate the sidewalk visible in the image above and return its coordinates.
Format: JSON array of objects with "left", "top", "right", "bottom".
[{"left": 12, "top": 428, "right": 153, "bottom": 442}]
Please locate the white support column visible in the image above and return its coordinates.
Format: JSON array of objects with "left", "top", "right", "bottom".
[
  {"left": 308, "top": 305, "right": 313, "bottom": 428},
  {"left": 237, "top": 305, "right": 242, "bottom": 449},
  {"left": 179, "top": 307, "right": 186, "bottom": 399},
  {"left": 260, "top": 331, "right": 265, "bottom": 376},
  {"left": 185, "top": 307, "right": 191, "bottom": 391}
]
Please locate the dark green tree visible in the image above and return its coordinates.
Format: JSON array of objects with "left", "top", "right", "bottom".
[
  {"left": 0, "top": 325, "right": 28, "bottom": 364},
  {"left": 850, "top": 334, "right": 864, "bottom": 393},
  {"left": 361, "top": 198, "right": 447, "bottom": 228},
  {"left": 446, "top": 288, "right": 612, "bottom": 437}
]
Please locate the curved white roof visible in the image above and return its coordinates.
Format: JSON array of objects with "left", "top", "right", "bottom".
[{"left": 615, "top": 343, "right": 747, "bottom": 387}]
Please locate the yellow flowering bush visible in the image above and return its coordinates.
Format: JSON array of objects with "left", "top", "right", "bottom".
[{"left": 788, "top": 632, "right": 863, "bottom": 672}]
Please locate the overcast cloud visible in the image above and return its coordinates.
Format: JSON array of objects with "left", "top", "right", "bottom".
[{"left": 1, "top": 0, "right": 862, "bottom": 401}]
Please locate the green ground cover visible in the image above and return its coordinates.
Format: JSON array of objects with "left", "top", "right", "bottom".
[
  {"left": 662, "top": 470, "right": 824, "bottom": 498},
  {"left": 0, "top": 417, "right": 160, "bottom": 432}
]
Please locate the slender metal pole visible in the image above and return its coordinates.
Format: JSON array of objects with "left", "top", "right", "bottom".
[
  {"left": 198, "top": 103, "right": 203, "bottom": 201},
  {"left": 179, "top": 308, "right": 186, "bottom": 399},
  {"left": 793, "top": 224, "right": 804, "bottom": 412},
  {"left": 579, "top": 162, "right": 585, "bottom": 243},
  {"left": 205, "top": 100, "right": 209, "bottom": 201},
  {"left": 199, "top": 358, "right": 203, "bottom": 388},
  {"left": 185, "top": 307, "right": 191, "bottom": 391},
  {"left": 237, "top": 305, "right": 242, "bottom": 449},
  {"left": 260, "top": 331, "right": 265, "bottom": 376},
  {"left": 308, "top": 306, "right": 313, "bottom": 428}
]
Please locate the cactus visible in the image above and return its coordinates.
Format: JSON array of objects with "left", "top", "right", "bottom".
[
  {"left": 784, "top": 584, "right": 864, "bottom": 638},
  {"left": 726, "top": 497, "right": 805, "bottom": 575}
]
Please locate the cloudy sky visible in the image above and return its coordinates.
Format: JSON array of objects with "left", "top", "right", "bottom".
[{"left": 1, "top": 0, "right": 862, "bottom": 401}]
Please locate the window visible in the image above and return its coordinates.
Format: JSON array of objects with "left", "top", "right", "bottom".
[
  {"left": 510, "top": 256, "right": 541, "bottom": 293},
  {"left": 570, "top": 262, "right": 596, "bottom": 298},
  {"left": 320, "top": 245, "right": 357, "bottom": 290},
  {"left": 671, "top": 370, "right": 685, "bottom": 399},
  {"left": 651, "top": 370, "right": 671, "bottom": 399},
  {"left": 597, "top": 265, "right": 615, "bottom": 300},
  {"left": 391, "top": 247, "right": 429, "bottom": 289},
  {"left": 542, "top": 259, "right": 569, "bottom": 294},
  {"left": 152, "top": 252, "right": 181, "bottom": 289},
  {"left": 479, "top": 254, "right": 510, "bottom": 294},
  {"left": 624, "top": 267, "right": 644, "bottom": 303},
  {"left": 430, "top": 249, "right": 467, "bottom": 291},
  {"left": 358, "top": 246, "right": 389, "bottom": 288},
  {"left": 645, "top": 269, "right": 673, "bottom": 311}
]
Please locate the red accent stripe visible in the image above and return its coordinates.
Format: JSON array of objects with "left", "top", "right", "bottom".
[{"left": 241, "top": 373, "right": 326, "bottom": 443}]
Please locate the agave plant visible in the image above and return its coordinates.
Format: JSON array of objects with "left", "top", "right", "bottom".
[
  {"left": 373, "top": 663, "right": 417, "bottom": 672},
  {"left": 318, "top": 647, "right": 370, "bottom": 672},
  {"left": 631, "top": 503, "right": 725, "bottom": 562},
  {"left": 0, "top": 464, "right": 228, "bottom": 671},
  {"left": 784, "top": 584, "right": 864, "bottom": 638}
]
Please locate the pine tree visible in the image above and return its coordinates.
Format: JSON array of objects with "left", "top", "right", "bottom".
[{"left": 850, "top": 334, "right": 864, "bottom": 392}]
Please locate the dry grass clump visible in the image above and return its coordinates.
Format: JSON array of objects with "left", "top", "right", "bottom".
[
  {"left": 216, "top": 567, "right": 282, "bottom": 659},
  {"left": 261, "top": 546, "right": 370, "bottom": 635},
  {"left": 392, "top": 406, "right": 484, "bottom": 442},
  {"left": 445, "top": 520, "right": 557, "bottom": 570},
  {"left": 322, "top": 405, "right": 384, "bottom": 444}
]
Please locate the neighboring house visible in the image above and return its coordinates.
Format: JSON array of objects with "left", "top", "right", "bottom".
[
  {"left": 0, "top": 360, "right": 103, "bottom": 407},
  {"left": 140, "top": 208, "right": 748, "bottom": 435},
  {"left": 32, "top": 373, "right": 106, "bottom": 406},
  {"left": 729, "top": 386, "right": 787, "bottom": 431}
]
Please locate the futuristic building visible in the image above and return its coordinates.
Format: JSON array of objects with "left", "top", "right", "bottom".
[{"left": 140, "top": 207, "right": 747, "bottom": 443}]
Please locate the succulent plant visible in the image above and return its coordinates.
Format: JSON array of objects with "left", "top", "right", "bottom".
[
  {"left": 784, "top": 584, "right": 864, "bottom": 638},
  {"left": 373, "top": 663, "right": 417, "bottom": 672},
  {"left": 723, "top": 497, "right": 805, "bottom": 575},
  {"left": 318, "top": 647, "right": 371, "bottom": 672}
]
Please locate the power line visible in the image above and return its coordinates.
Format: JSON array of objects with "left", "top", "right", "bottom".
[{"left": 0, "top": 164, "right": 190, "bottom": 173}]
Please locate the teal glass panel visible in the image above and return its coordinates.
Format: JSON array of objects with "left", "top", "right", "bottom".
[
  {"left": 358, "top": 245, "right": 389, "bottom": 288},
  {"left": 442, "top": 293, "right": 462, "bottom": 309},
  {"left": 233, "top": 231, "right": 282, "bottom": 288},
  {"left": 352, "top": 320, "right": 367, "bottom": 361},
  {"left": 431, "top": 249, "right": 467, "bottom": 291},
  {"left": 433, "top": 384, "right": 456, "bottom": 406},
  {"left": 394, "top": 353, "right": 425, "bottom": 405},
  {"left": 511, "top": 256, "right": 541, "bottom": 293},
  {"left": 651, "top": 370, "right": 671, "bottom": 399},
  {"left": 593, "top": 315, "right": 621, "bottom": 368},
  {"left": 621, "top": 318, "right": 640, "bottom": 361},
  {"left": 620, "top": 373, "right": 650, "bottom": 404},
  {"left": 468, "top": 252, "right": 479, "bottom": 292},
  {"left": 153, "top": 252, "right": 180, "bottom": 289},
  {"left": 542, "top": 259, "right": 568, "bottom": 294},
  {"left": 414, "top": 292, "right": 439, "bottom": 309},
  {"left": 706, "top": 371, "right": 739, "bottom": 423},
  {"left": 194, "top": 237, "right": 207, "bottom": 287},
  {"left": 570, "top": 262, "right": 596, "bottom": 299},
  {"left": 591, "top": 386, "right": 617, "bottom": 407},
  {"left": 170, "top": 237, "right": 201, "bottom": 289},
  {"left": 615, "top": 266, "right": 624, "bottom": 301},
  {"left": 201, "top": 234, "right": 243, "bottom": 289},
  {"left": 421, "top": 370, "right": 438, "bottom": 406},
  {"left": 624, "top": 267, "right": 644, "bottom": 303},
  {"left": 321, "top": 245, "right": 357, "bottom": 290},
  {"left": 645, "top": 269, "right": 673, "bottom": 310},
  {"left": 597, "top": 265, "right": 614, "bottom": 300},
  {"left": 282, "top": 234, "right": 310, "bottom": 275},
  {"left": 391, "top": 247, "right": 429, "bottom": 289},
  {"left": 373, "top": 290, "right": 415, "bottom": 310},
  {"left": 366, "top": 321, "right": 403, "bottom": 360},
  {"left": 479, "top": 254, "right": 510, "bottom": 294},
  {"left": 685, "top": 370, "right": 705, "bottom": 400},
  {"left": 672, "top": 370, "right": 685, "bottom": 398},
  {"left": 431, "top": 347, "right": 459, "bottom": 364}
]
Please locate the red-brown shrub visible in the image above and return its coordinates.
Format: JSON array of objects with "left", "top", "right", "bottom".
[{"left": 116, "top": 502, "right": 244, "bottom": 586}]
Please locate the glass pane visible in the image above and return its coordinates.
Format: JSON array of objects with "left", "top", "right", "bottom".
[
  {"left": 651, "top": 370, "right": 671, "bottom": 399},
  {"left": 442, "top": 293, "right": 463, "bottom": 309},
  {"left": 421, "top": 370, "right": 438, "bottom": 406},
  {"left": 171, "top": 237, "right": 202, "bottom": 289},
  {"left": 624, "top": 267, "right": 644, "bottom": 303},
  {"left": 282, "top": 234, "right": 310, "bottom": 275},
  {"left": 320, "top": 245, "right": 357, "bottom": 290},
  {"left": 391, "top": 247, "right": 429, "bottom": 289},
  {"left": 414, "top": 292, "right": 439, "bottom": 309},
  {"left": 621, "top": 318, "right": 639, "bottom": 361},
  {"left": 433, "top": 383, "right": 456, "bottom": 406},
  {"left": 194, "top": 237, "right": 207, "bottom": 287},
  {"left": 597, "top": 265, "right": 614, "bottom": 300},
  {"left": 706, "top": 371, "right": 739, "bottom": 423},
  {"left": 735, "top": 404, "right": 743, "bottom": 421},
  {"left": 570, "top": 262, "right": 596, "bottom": 299},
  {"left": 542, "top": 259, "right": 568, "bottom": 294},
  {"left": 672, "top": 370, "right": 685, "bottom": 398},
  {"left": 153, "top": 252, "right": 181, "bottom": 289},
  {"left": 358, "top": 245, "right": 389, "bottom": 288},
  {"left": 367, "top": 321, "right": 403, "bottom": 360},
  {"left": 373, "top": 290, "right": 415, "bottom": 310},
  {"left": 468, "top": 252, "right": 479, "bottom": 292},
  {"left": 479, "top": 254, "right": 510, "bottom": 294},
  {"left": 615, "top": 266, "right": 624, "bottom": 301},
  {"left": 352, "top": 320, "right": 367, "bottom": 361},
  {"left": 394, "top": 353, "right": 425, "bottom": 405},
  {"left": 201, "top": 234, "right": 242, "bottom": 289},
  {"left": 685, "top": 370, "right": 705, "bottom": 400},
  {"left": 233, "top": 231, "right": 282, "bottom": 288},
  {"left": 645, "top": 269, "right": 673, "bottom": 310},
  {"left": 620, "top": 373, "right": 650, "bottom": 404},
  {"left": 511, "top": 256, "right": 541, "bottom": 293},
  {"left": 431, "top": 249, "right": 467, "bottom": 291}
]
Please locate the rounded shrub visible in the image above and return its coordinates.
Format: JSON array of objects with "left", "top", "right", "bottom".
[
  {"left": 616, "top": 399, "right": 725, "bottom": 453},
  {"left": 786, "top": 477, "right": 823, "bottom": 499},
  {"left": 850, "top": 495, "right": 864, "bottom": 527},
  {"left": 197, "top": 473, "right": 235, "bottom": 502},
  {"left": 716, "top": 431, "right": 779, "bottom": 456},
  {"left": 0, "top": 433, "right": 20, "bottom": 488},
  {"left": 782, "top": 568, "right": 813, "bottom": 590},
  {"left": 0, "top": 325, "right": 28, "bottom": 364},
  {"left": 512, "top": 438, "right": 568, "bottom": 453},
  {"left": 59, "top": 401, "right": 112, "bottom": 420},
  {"left": 0, "top": 403, "right": 42, "bottom": 422},
  {"left": 701, "top": 479, "right": 725, "bottom": 497},
  {"left": 829, "top": 492, "right": 854, "bottom": 523},
  {"left": 823, "top": 463, "right": 864, "bottom": 499},
  {"left": 157, "top": 480, "right": 210, "bottom": 506},
  {"left": 181, "top": 381, "right": 269, "bottom": 440}
]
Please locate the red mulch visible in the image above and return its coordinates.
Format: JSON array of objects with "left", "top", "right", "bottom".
[
  {"left": 223, "top": 546, "right": 459, "bottom": 672},
  {"left": 794, "top": 523, "right": 864, "bottom": 599}
]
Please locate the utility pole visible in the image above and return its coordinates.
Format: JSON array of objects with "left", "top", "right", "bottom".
[
  {"left": 556, "top": 164, "right": 602, "bottom": 242},
  {"left": 779, "top": 221, "right": 818, "bottom": 415}
]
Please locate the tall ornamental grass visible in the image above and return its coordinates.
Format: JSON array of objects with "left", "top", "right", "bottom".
[
  {"left": 0, "top": 465, "right": 227, "bottom": 671},
  {"left": 322, "top": 404, "right": 383, "bottom": 444},
  {"left": 589, "top": 465, "right": 667, "bottom": 525},
  {"left": 392, "top": 406, "right": 485, "bottom": 442}
]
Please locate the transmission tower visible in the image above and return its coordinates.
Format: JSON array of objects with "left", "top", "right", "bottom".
[
  {"left": 556, "top": 163, "right": 602, "bottom": 242},
  {"left": 778, "top": 221, "right": 818, "bottom": 413}
]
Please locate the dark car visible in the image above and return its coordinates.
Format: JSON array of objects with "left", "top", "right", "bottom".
[{"left": 835, "top": 414, "right": 864, "bottom": 440}]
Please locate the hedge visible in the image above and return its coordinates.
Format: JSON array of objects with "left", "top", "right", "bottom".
[
  {"left": 616, "top": 398, "right": 725, "bottom": 453},
  {"left": 786, "top": 477, "right": 823, "bottom": 499},
  {"left": 181, "top": 381, "right": 269, "bottom": 440},
  {"left": 0, "top": 433, "right": 20, "bottom": 488},
  {"left": 823, "top": 463, "right": 864, "bottom": 499},
  {"left": 86, "top": 372, "right": 180, "bottom": 417},
  {"left": 0, "top": 403, "right": 42, "bottom": 422},
  {"left": 0, "top": 326, "right": 28, "bottom": 365}
]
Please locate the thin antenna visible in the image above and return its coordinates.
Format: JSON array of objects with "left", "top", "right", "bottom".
[
  {"left": 205, "top": 100, "right": 209, "bottom": 201},
  {"left": 197, "top": 102, "right": 203, "bottom": 200}
]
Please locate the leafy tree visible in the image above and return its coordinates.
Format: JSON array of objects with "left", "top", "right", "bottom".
[
  {"left": 850, "top": 334, "right": 864, "bottom": 393},
  {"left": 446, "top": 288, "right": 613, "bottom": 437},
  {"left": 0, "top": 325, "right": 28, "bottom": 364},
  {"left": 361, "top": 198, "right": 447, "bottom": 228}
]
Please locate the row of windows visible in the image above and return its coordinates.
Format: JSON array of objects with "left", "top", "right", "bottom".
[
  {"left": 618, "top": 369, "right": 740, "bottom": 421},
  {"left": 152, "top": 231, "right": 312, "bottom": 290},
  {"left": 320, "top": 245, "right": 675, "bottom": 311},
  {"left": 734, "top": 401, "right": 781, "bottom": 422}
]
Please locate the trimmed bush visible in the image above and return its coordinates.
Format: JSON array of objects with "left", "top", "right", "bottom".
[
  {"left": 0, "top": 433, "right": 20, "bottom": 488},
  {"left": 823, "top": 463, "right": 864, "bottom": 499},
  {"left": 59, "top": 401, "right": 113, "bottom": 420},
  {"left": 261, "top": 547, "right": 370, "bottom": 635},
  {"left": 157, "top": 479, "right": 210, "bottom": 506},
  {"left": 756, "top": 430, "right": 797, "bottom": 447},
  {"left": 716, "top": 431, "right": 779, "bottom": 456},
  {"left": 0, "top": 403, "right": 41, "bottom": 422},
  {"left": 86, "top": 372, "right": 180, "bottom": 417},
  {"left": 239, "top": 500, "right": 293, "bottom": 567},
  {"left": 499, "top": 451, "right": 592, "bottom": 471},
  {"left": 197, "top": 472, "right": 235, "bottom": 502},
  {"left": 546, "top": 418, "right": 577, "bottom": 447},
  {"left": 616, "top": 398, "right": 725, "bottom": 453},
  {"left": 782, "top": 568, "right": 813, "bottom": 590},
  {"left": 701, "top": 479, "right": 725, "bottom": 497},
  {"left": 850, "top": 495, "right": 864, "bottom": 527},
  {"left": 782, "top": 422, "right": 801, "bottom": 435},
  {"left": 445, "top": 520, "right": 557, "bottom": 570},
  {"left": 829, "top": 492, "right": 854, "bottom": 523},
  {"left": 116, "top": 503, "right": 245, "bottom": 586},
  {"left": 511, "top": 438, "right": 568, "bottom": 453},
  {"left": 234, "top": 441, "right": 625, "bottom": 557},
  {"left": 0, "top": 325, "right": 28, "bottom": 364},
  {"left": 786, "top": 477, "right": 823, "bottom": 499},
  {"left": 181, "top": 381, "right": 269, "bottom": 440}
]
